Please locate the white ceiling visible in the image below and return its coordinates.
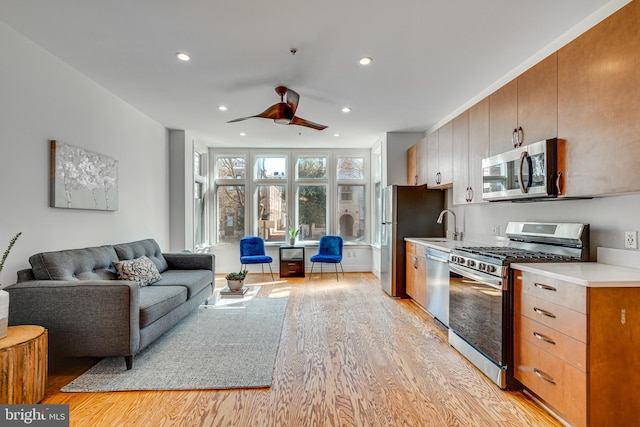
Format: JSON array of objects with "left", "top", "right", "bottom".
[{"left": 0, "top": 0, "right": 627, "bottom": 149}]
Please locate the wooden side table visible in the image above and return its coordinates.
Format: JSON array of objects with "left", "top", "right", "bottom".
[
  {"left": 0, "top": 325, "right": 48, "bottom": 404},
  {"left": 279, "top": 246, "right": 305, "bottom": 277}
]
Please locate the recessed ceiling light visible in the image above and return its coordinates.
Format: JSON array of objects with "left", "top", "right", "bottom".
[
  {"left": 218, "top": 105, "right": 227, "bottom": 111},
  {"left": 239, "top": 132, "right": 246, "bottom": 136},
  {"left": 342, "top": 107, "right": 351, "bottom": 113},
  {"left": 333, "top": 133, "right": 340, "bottom": 137},
  {"left": 359, "top": 57, "right": 373, "bottom": 65},
  {"left": 176, "top": 52, "right": 191, "bottom": 61}
]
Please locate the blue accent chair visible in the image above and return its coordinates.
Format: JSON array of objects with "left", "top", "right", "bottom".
[
  {"left": 240, "top": 236, "right": 274, "bottom": 281},
  {"left": 309, "top": 235, "right": 344, "bottom": 281}
]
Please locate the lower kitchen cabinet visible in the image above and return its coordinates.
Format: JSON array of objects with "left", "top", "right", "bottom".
[
  {"left": 513, "top": 269, "right": 640, "bottom": 427},
  {"left": 405, "top": 241, "right": 427, "bottom": 309}
]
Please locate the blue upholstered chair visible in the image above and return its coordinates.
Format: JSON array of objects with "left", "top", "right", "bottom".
[
  {"left": 309, "top": 235, "right": 344, "bottom": 281},
  {"left": 239, "top": 236, "right": 274, "bottom": 281}
]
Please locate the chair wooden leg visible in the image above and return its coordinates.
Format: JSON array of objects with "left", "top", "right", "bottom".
[
  {"left": 340, "top": 262, "right": 345, "bottom": 276},
  {"left": 335, "top": 263, "right": 339, "bottom": 281}
]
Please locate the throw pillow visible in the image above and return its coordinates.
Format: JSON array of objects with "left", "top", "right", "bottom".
[{"left": 113, "top": 255, "right": 162, "bottom": 286}]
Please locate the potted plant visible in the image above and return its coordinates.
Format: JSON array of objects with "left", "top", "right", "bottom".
[
  {"left": 287, "top": 224, "right": 300, "bottom": 246},
  {"left": 225, "top": 270, "right": 248, "bottom": 290},
  {"left": 1, "top": 232, "right": 22, "bottom": 339}
]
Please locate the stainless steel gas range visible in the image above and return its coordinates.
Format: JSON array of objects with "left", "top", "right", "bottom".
[{"left": 447, "top": 222, "right": 589, "bottom": 390}]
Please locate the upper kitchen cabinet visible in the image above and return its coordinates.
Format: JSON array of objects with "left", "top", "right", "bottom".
[
  {"left": 406, "top": 137, "right": 428, "bottom": 186},
  {"left": 452, "top": 110, "right": 470, "bottom": 204},
  {"left": 558, "top": 0, "right": 640, "bottom": 197},
  {"left": 489, "top": 53, "right": 558, "bottom": 155},
  {"left": 427, "top": 122, "right": 453, "bottom": 188},
  {"left": 489, "top": 79, "right": 517, "bottom": 154},
  {"left": 453, "top": 99, "right": 489, "bottom": 205},
  {"left": 407, "top": 143, "right": 417, "bottom": 185}
]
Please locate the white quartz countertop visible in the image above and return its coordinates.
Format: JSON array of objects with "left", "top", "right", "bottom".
[
  {"left": 512, "top": 262, "right": 640, "bottom": 288},
  {"left": 404, "top": 237, "right": 493, "bottom": 252}
]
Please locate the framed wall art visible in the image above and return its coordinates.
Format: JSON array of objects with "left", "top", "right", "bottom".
[{"left": 49, "top": 140, "right": 119, "bottom": 211}]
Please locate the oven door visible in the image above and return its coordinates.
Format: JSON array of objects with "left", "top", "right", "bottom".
[{"left": 448, "top": 263, "right": 507, "bottom": 366}]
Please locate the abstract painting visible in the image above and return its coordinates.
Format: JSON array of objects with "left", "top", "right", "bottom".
[{"left": 49, "top": 140, "right": 118, "bottom": 211}]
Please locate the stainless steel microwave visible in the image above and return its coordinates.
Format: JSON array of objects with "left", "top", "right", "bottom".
[{"left": 482, "top": 138, "right": 559, "bottom": 201}]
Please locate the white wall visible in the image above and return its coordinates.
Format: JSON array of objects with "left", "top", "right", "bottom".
[{"left": 0, "top": 22, "right": 170, "bottom": 286}]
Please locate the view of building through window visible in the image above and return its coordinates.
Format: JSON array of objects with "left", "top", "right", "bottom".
[
  {"left": 210, "top": 151, "right": 367, "bottom": 244},
  {"left": 215, "top": 156, "right": 246, "bottom": 243}
]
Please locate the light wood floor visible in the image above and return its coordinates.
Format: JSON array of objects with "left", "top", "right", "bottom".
[{"left": 44, "top": 273, "right": 561, "bottom": 426}]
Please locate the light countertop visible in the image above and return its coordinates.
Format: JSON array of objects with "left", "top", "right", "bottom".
[
  {"left": 404, "top": 236, "right": 506, "bottom": 252},
  {"left": 512, "top": 262, "right": 640, "bottom": 288}
]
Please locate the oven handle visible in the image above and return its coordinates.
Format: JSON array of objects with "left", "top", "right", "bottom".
[{"left": 449, "top": 263, "right": 504, "bottom": 290}]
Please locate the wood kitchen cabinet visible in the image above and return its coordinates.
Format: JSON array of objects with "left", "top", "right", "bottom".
[
  {"left": 513, "top": 269, "right": 640, "bottom": 427},
  {"left": 405, "top": 241, "right": 427, "bottom": 309},
  {"left": 406, "top": 137, "right": 428, "bottom": 186},
  {"left": 407, "top": 143, "right": 417, "bottom": 185},
  {"left": 489, "top": 53, "right": 558, "bottom": 155},
  {"left": 427, "top": 123, "right": 453, "bottom": 188},
  {"left": 558, "top": 0, "right": 640, "bottom": 197},
  {"left": 452, "top": 99, "right": 489, "bottom": 205}
]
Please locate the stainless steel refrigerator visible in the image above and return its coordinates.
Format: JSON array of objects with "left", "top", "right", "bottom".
[{"left": 380, "top": 185, "right": 445, "bottom": 297}]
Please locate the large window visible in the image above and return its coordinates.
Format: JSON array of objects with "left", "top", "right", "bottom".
[
  {"left": 255, "top": 156, "right": 288, "bottom": 242},
  {"left": 209, "top": 150, "right": 368, "bottom": 244},
  {"left": 194, "top": 151, "right": 207, "bottom": 249},
  {"left": 214, "top": 156, "right": 246, "bottom": 243},
  {"left": 337, "top": 157, "right": 366, "bottom": 242}
]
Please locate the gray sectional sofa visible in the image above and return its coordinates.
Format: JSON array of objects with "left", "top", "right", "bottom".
[{"left": 5, "top": 238, "right": 214, "bottom": 369}]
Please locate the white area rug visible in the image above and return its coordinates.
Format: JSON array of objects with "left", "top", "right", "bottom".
[{"left": 61, "top": 297, "right": 288, "bottom": 392}]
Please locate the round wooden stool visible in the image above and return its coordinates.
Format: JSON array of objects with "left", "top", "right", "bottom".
[{"left": 0, "top": 325, "right": 48, "bottom": 404}]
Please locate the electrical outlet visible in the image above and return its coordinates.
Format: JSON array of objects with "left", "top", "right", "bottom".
[{"left": 625, "top": 231, "right": 638, "bottom": 249}]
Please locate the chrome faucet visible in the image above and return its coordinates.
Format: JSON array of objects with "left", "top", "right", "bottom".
[{"left": 437, "top": 209, "right": 460, "bottom": 240}]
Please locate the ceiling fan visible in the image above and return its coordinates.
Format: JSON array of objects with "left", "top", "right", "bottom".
[{"left": 227, "top": 86, "right": 327, "bottom": 130}]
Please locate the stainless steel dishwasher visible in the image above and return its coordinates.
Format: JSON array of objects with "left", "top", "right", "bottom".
[{"left": 426, "top": 247, "right": 450, "bottom": 327}]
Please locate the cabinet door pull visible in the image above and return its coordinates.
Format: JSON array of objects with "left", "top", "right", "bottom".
[
  {"left": 533, "top": 368, "right": 556, "bottom": 384},
  {"left": 467, "top": 186, "right": 473, "bottom": 203},
  {"left": 533, "top": 307, "right": 557, "bottom": 318},
  {"left": 512, "top": 128, "right": 519, "bottom": 147},
  {"left": 517, "top": 126, "right": 524, "bottom": 146},
  {"left": 555, "top": 171, "right": 563, "bottom": 195},
  {"left": 413, "top": 256, "right": 418, "bottom": 269},
  {"left": 534, "top": 282, "right": 557, "bottom": 292},
  {"left": 533, "top": 331, "right": 556, "bottom": 345},
  {"left": 533, "top": 307, "right": 556, "bottom": 319}
]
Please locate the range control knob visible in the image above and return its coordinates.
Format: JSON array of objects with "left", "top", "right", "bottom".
[
  {"left": 478, "top": 263, "right": 486, "bottom": 271},
  {"left": 467, "top": 260, "right": 476, "bottom": 268},
  {"left": 486, "top": 265, "right": 496, "bottom": 273}
]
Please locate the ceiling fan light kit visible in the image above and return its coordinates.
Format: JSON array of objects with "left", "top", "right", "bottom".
[{"left": 227, "top": 86, "right": 327, "bottom": 131}]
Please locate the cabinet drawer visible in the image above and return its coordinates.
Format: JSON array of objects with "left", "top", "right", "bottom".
[
  {"left": 280, "top": 261, "right": 304, "bottom": 277},
  {"left": 514, "top": 314, "right": 587, "bottom": 372},
  {"left": 516, "top": 271, "right": 586, "bottom": 313},
  {"left": 515, "top": 292, "right": 587, "bottom": 343},
  {"left": 514, "top": 337, "right": 587, "bottom": 427}
]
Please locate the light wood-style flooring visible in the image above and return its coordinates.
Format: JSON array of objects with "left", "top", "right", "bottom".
[{"left": 44, "top": 273, "right": 561, "bottom": 426}]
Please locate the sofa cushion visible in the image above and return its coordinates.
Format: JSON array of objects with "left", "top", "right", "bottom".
[
  {"left": 113, "top": 239, "right": 169, "bottom": 273},
  {"left": 152, "top": 269, "right": 213, "bottom": 299},
  {"left": 138, "top": 285, "right": 187, "bottom": 328},
  {"left": 113, "top": 256, "right": 162, "bottom": 286},
  {"left": 29, "top": 245, "right": 118, "bottom": 281}
]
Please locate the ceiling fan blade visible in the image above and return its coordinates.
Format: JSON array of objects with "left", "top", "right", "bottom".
[
  {"left": 228, "top": 103, "right": 292, "bottom": 123},
  {"left": 254, "top": 103, "right": 290, "bottom": 120},
  {"left": 289, "top": 116, "right": 328, "bottom": 131},
  {"left": 227, "top": 116, "right": 253, "bottom": 123},
  {"left": 286, "top": 89, "right": 299, "bottom": 115}
]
